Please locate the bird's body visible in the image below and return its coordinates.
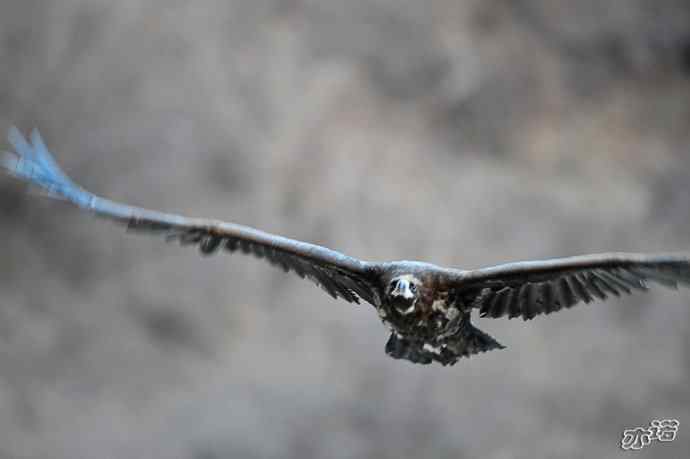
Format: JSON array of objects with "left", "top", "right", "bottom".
[
  {"left": 4, "top": 127, "right": 690, "bottom": 366},
  {"left": 378, "top": 265, "right": 460, "bottom": 337},
  {"left": 374, "top": 262, "right": 504, "bottom": 365}
]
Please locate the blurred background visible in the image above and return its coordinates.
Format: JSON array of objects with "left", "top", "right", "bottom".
[{"left": 1, "top": 1, "right": 690, "bottom": 458}]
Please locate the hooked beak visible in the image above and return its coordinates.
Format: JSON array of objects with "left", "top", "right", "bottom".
[
  {"left": 389, "top": 277, "right": 418, "bottom": 315},
  {"left": 391, "top": 279, "right": 414, "bottom": 300}
]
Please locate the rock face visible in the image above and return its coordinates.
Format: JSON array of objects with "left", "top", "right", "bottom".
[{"left": 1, "top": 1, "right": 689, "bottom": 458}]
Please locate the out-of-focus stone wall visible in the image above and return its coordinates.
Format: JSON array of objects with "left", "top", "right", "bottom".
[{"left": 1, "top": 1, "right": 689, "bottom": 458}]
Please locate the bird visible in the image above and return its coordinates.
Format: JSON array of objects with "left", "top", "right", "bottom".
[{"left": 3, "top": 127, "right": 690, "bottom": 366}]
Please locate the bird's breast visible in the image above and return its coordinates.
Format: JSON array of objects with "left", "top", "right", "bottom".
[{"left": 378, "top": 289, "right": 462, "bottom": 341}]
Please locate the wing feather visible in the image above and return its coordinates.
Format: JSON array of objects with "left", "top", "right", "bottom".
[
  {"left": 455, "top": 253, "right": 690, "bottom": 320},
  {"left": 579, "top": 272, "right": 606, "bottom": 300},
  {"left": 2, "top": 128, "right": 381, "bottom": 306},
  {"left": 539, "top": 282, "right": 556, "bottom": 314}
]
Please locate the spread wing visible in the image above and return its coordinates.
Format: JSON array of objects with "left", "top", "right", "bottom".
[
  {"left": 1, "top": 127, "right": 382, "bottom": 305},
  {"left": 451, "top": 253, "right": 690, "bottom": 320}
]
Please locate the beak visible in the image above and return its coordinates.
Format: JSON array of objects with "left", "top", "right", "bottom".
[{"left": 392, "top": 280, "right": 414, "bottom": 300}]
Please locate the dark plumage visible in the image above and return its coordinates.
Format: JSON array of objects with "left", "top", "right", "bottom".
[{"left": 4, "top": 127, "right": 690, "bottom": 366}]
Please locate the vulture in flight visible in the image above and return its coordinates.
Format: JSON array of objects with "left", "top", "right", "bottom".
[{"left": 3, "top": 127, "right": 690, "bottom": 366}]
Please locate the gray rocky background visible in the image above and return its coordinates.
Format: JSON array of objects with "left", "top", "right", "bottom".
[{"left": 1, "top": 1, "right": 690, "bottom": 458}]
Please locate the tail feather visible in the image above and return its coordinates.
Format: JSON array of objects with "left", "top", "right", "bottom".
[
  {"left": 385, "top": 318, "right": 506, "bottom": 366},
  {"left": 453, "top": 320, "right": 506, "bottom": 356},
  {"left": 436, "top": 318, "right": 505, "bottom": 366}
]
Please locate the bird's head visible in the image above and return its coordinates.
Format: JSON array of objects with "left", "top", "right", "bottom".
[{"left": 387, "top": 275, "right": 420, "bottom": 315}]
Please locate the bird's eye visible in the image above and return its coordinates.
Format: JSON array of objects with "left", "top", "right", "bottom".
[{"left": 409, "top": 284, "right": 417, "bottom": 293}]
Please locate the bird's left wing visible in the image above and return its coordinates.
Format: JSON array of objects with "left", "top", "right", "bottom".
[
  {"left": 448, "top": 253, "right": 690, "bottom": 320},
  {"left": 2, "top": 127, "right": 382, "bottom": 305}
]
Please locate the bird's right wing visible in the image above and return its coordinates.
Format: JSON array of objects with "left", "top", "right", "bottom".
[
  {"left": 449, "top": 253, "right": 690, "bottom": 320},
  {"left": 2, "top": 127, "right": 383, "bottom": 306}
]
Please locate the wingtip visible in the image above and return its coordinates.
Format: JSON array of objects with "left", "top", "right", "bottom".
[
  {"left": 7, "top": 125, "right": 22, "bottom": 139},
  {"left": 2, "top": 125, "right": 78, "bottom": 196},
  {"left": 4, "top": 126, "right": 34, "bottom": 175},
  {"left": 6, "top": 126, "right": 45, "bottom": 166},
  {"left": 30, "top": 127, "right": 44, "bottom": 148},
  {"left": 7, "top": 125, "right": 48, "bottom": 154},
  {"left": 7, "top": 125, "right": 28, "bottom": 151}
]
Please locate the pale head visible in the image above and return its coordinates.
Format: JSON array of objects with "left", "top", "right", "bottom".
[{"left": 387, "top": 274, "right": 420, "bottom": 315}]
